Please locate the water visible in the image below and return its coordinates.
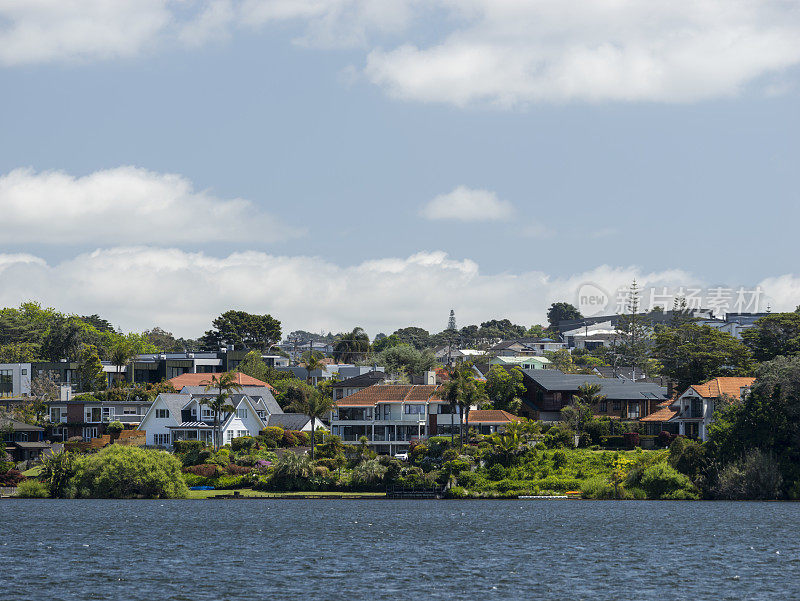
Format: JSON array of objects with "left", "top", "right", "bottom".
[{"left": 1, "top": 499, "right": 799, "bottom": 600}]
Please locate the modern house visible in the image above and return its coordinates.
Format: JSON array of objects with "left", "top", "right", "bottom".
[
  {"left": 331, "top": 370, "right": 388, "bottom": 400},
  {"left": 1, "top": 417, "right": 50, "bottom": 462},
  {"left": 519, "top": 369, "right": 669, "bottom": 422},
  {"left": 489, "top": 338, "right": 565, "bottom": 357},
  {"left": 670, "top": 377, "right": 755, "bottom": 441},
  {"left": 489, "top": 355, "right": 551, "bottom": 370},
  {"left": 331, "top": 383, "right": 525, "bottom": 454},
  {"left": 46, "top": 397, "right": 153, "bottom": 441},
  {"left": 434, "top": 348, "right": 486, "bottom": 366}
]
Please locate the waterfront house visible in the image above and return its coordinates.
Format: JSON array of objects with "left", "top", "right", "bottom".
[
  {"left": 519, "top": 369, "right": 668, "bottom": 422},
  {"left": 331, "top": 370, "right": 388, "bottom": 400},
  {"left": 1, "top": 417, "right": 49, "bottom": 462},
  {"left": 670, "top": 377, "right": 755, "bottom": 441},
  {"left": 46, "top": 397, "right": 153, "bottom": 441},
  {"left": 168, "top": 371, "right": 277, "bottom": 392},
  {"left": 467, "top": 410, "right": 523, "bottom": 435},
  {"left": 138, "top": 391, "right": 282, "bottom": 448},
  {"left": 489, "top": 338, "right": 565, "bottom": 357},
  {"left": 266, "top": 413, "right": 327, "bottom": 432}
]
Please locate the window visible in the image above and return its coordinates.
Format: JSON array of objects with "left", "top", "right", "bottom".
[
  {"left": 50, "top": 407, "right": 66, "bottom": 423},
  {"left": 85, "top": 407, "right": 101, "bottom": 422},
  {"left": 82, "top": 427, "right": 98, "bottom": 440},
  {"left": 101, "top": 407, "right": 115, "bottom": 421},
  {"left": 404, "top": 404, "right": 425, "bottom": 415},
  {"left": 153, "top": 433, "right": 171, "bottom": 446},
  {"left": 612, "top": 400, "right": 621, "bottom": 411},
  {"left": 627, "top": 403, "right": 640, "bottom": 420},
  {"left": 123, "top": 407, "right": 137, "bottom": 415},
  {"left": 21, "top": 369, "right": 27, "bottom": 375},
  {"left": 0, "top": 370, "right": 12, "bottom": 398},
  {"left": 155, "top": 409, "right": 169, "bottom": 419},
  {"left": 201, "top": 407, "right": 214, "bottom": 419},
  {"left": 236, "top": 408, "right": 248, "bottom": 419},
  {"left": 599, "top": 401, "right": 608, "bottom": 413}
]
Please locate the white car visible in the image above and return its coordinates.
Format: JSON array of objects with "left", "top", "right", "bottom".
[{"left": 393, "top": 452, "right": 409, "bottom": 461}]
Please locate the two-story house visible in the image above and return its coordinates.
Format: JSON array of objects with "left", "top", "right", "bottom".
[
  {"left": 46, "top": 397, "right": 153, "bottom": 441},
  {"left": 670, "top": 377, "right": 755, "bottom": 441}
]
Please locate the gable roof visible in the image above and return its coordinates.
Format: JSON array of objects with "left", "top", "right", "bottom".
[
  {"left": 168, "top": 372, "right": 276, "bottom": 392},
  {"left": 267, "top": 413, "right": 313, "bottom": 430},
  {"left": 179, "top": 385, "right": 282, "bottom": 415},
  {"left": 687, "top": 377, "right": 756, "bottom": 400},
  {"left": 139, "top": 393, "right": 192, "bottom": 427},
  {"left": 0, "top": 417, "right": 43, "bottom": 432},
  {"left": 336, "top": 384, "right": 441, "bottom": 407},
  {"left": 639, "top": 400, "right": 679, "bottom": 423},
  {"left": 468, "top": 410, "right": 522, "bottom": 424}
]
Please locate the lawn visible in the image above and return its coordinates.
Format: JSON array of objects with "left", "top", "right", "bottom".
[{"left": 186, "top": 489, "right": 386, "bottom": 499}]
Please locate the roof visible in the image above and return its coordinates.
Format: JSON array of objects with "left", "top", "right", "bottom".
[
  {"left": 336, "top": 384, "right": 441, "bottom": 407},
  {"left": 0, "top": 417, "right": 44, "bottom": 432},
  {"left": 492, "top": 355, "right": 551, "bottom": 365},
  {"left": 640, "top": 401, "right": 679, "bottom": 423},
  {"left": 687, "top": 377, "right": 756, "bottom": 400},
  {"left": 168, "top": 422, "right": 214, "bottom": 429},
  {"left": 333, "top": 370, "right": 388, "bottom": 388},
  {"left": 180, "top": 385, "right": 282, "bottom": 415},
  {"left": 145, "top": 393, "right": 192, "bottom": 423},
  {"left": 521, "top": 369, "right": 668, "bottom": 401},
  {"left": 11, "top": 441, "right": 51, "bottom": 448},
  {"left": 168, "top": 372, "right": 276, "bottom": 392},
  {"left": 267, "top": 413, "right": 312, "bottom": 430},
  {"left": 468, "top": 410, "right": 522, "bottom": 424}
]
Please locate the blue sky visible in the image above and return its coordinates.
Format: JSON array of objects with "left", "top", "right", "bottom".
[{"left": 1, "top": 1, "right": 799, "bottom": 337}]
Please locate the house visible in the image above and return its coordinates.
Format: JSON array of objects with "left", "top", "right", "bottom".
[
  {"left": 167, "top": 371, "right": 276, "bottom": 392},
  {"left": 519, "top": 369, "right": 668, "bottom": 422},
  {"left": 331, "top": 370, "right": 388, "bottom": 400},
  {"left": 670, "top": 377, "right": 755, "bottom": 441},
  {"left": 266, "top": 414, "right": 327, "bottom": 432},
  {"left": 177, "top": 385, "right": 282, "bottom": 422},
  {"left": 1, "top": 417, "right": 50, "bottom": 462},
  {"left": 467, "top": 410, "right": 523, "bottom": 435},
  {"left": 489, "top": 338, "right": 565, "bottom": 357},
  {"left": 489, "top": 355, "right": 551, "bottom": 370},
  {"left": 639, "top": 400, "right": 680, "bottom": 436},
  {"left": 434, "top": 348, "right": 486, "bottom": 366},
  {"left": 138, "top": 390, "right": 282, "bottom": 448},
  {"left": 46, "top": 397, "right": 153, "bottom": 441}
]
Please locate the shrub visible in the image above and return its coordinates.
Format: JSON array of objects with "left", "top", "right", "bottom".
[
  {"left": 182, "top": 473, "right": 213, "bottom": 488},
  {"left": 281, "top": 430, "right": 298, "bottom": 447},
  {"left": 351, "top": 459, "right": 387, "bottom": 488},
  {"left": 668, "top": 437, "right": 705, "bottom": 481},
  {"left": 639, "top": 463, "right": 697, "bottom": 500},
  {"left": 225, "top": 464, "right": 252, "bottom": 475},
  {"left": 216, "top": 475, "right": 245, "bottom": 489},
  {"left": 442, "top": 448, "right": 459, "bottom": 462},
  {"left": 208, "top": 449, "right": 231, "bottom": 466},
  {"left": 259, "top": 426, "right": 284, "bottom": 448},
  {"left": 271, "top": 453, "right": 311, "bottom": 490},
  {"left": 658, "top": 431, "right": 676, "bottom": 448},
  {"left": 446, "top": 486, "right": 468, "bottom": 499},
  {"left": 0, "top": 468, "right": 24, "bottom": 487},
  {"left": 623, "top": 432, "right": 640, "bottom": 449},
  {"left": 71, "top": 446, "right": 188, "bottom": 498},
  {"left": 443, "top": 459, "right": 471, "bottom": 477},
  {"left": 711, "top": 449, "right": 783, "bottom": 500},
  {"left": 231, "top": 436, "right": 257, "bottom": 453},
  {"left": 173, "top": 440, "right": 206, "bottom": 454},
  {"left": 487, "top": 463, "right": 506, "bottom": 481},
  {"left": 15, "top": 479, "right": 49, "bottom": 498},
  {"left": 543, "top": 424, "right": 575, "bottom": 449},
  {"left": 551, "top": 450, "right": 568, "bottom": 469},
  {"left": 106, "top": 420, "right": 124, "bottom": 436},
  {"left": 600, "top": 435, "right": 626, "bottom": 448},
  {"left": 185, "top": 463, "right": 221, "bottom": 478},
  {"left": 580, "top": 476, "right": 614, "bottom": 499}
]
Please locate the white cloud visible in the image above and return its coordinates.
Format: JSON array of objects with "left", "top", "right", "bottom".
[
  {"left": 421, "top": 186, "right": 514, "bottom": 222},
  {"left": 0, "top": 246, "right": 712, "bottom": 337},
  {"left": 0, "top": 166, "right": 300, "bottom": 245},
  {"left": 365, "top": 1, "right": 800, "bottom": 105},
  {"left": 3, "top": 1, "right": 799, "bottom": 104}
]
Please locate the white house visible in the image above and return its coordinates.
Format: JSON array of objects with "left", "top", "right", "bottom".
[
  {"left": 138, "top": 392, "right": 279, "bottom": 448},
  {"left": 671, "top": 377, "right": 755, "bottom": 441}
]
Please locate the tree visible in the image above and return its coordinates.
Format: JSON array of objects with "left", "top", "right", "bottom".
[
  {"left": 333, "top": 327, "right": 371, "bottom": 362},
  {"left": 110, "top": 341, "right": 134, "bottom": 385},
  {"left": 372, "top": 333, "right": 400, "bottom": 353},
  {"left": 741, "top": 313, "right": 800, "bottom": 362},
  {"left": 544, "top": 349, "right": 574, "bottom": 373},
  {"left": 562, "top": 383, "right": 606, "bottom": 438},
  {"left": 391, "top": 327, "right": 430, "bottom": 350},
  {"left": 376, "top": 344, "right": 435, "bottom": 380},
  {"left": 484, "top": 366, "right": 525, "bottom": 413},
  {"left": 30, "top": 372, "right": 59, "bottom": 424},
  {"left": 477, "top": 319, "right": 526, "bottom": 342},
  {"left": 547, "top": 302, "right": 583, "bottom": 330},
  {"left": 439, "top": 370, "right": 462, "bottom": 445},
  {"left": 200, "top": 310, "right": 281, "bottom": 351},
  {"left": 77, "top": 345, "right": 107, "bottom": 392},
  {"left": 286, "top": 387, "right": 335, "bottom": 461},
  {"left": 458, "top": 371, "right": 488, "bottom": 445},
  {"left": 654, "top": 324, "right": 753, "bottom": 391},
  {"left": 300, "top": 351, "right": 326, "bottom": 385},
  {"left": 0, "top": 342, "right": 39, "bottom": 363},
  {"left": 613, "top": 280, "right": 652, "bottom": 380},
  {"left": 201, "top": 373, "right": 243, "bottom": 449}
]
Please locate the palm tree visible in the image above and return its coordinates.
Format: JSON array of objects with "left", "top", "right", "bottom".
[
  {"left": 459, "top": 372, "right": 488, "bottom": 446},
  {"left": 110, "top": 341, "right": 134, "bottom": 387},
  {"left": 286, "top": 385, "right": 335, "bottom": 461},
  {"left": 201, "top": 373, "right": 243, "bottom": 449},
  {"left": 300, "top": 351, "right": 326, "bottom": 386},
  {"left": 439, "top": 368, "right": 462, "bottom": 446},
  {"left": 333, "top": 327, "right": 370, "bottom": 363}
]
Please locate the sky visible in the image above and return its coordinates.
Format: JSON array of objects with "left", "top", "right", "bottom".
[{"left": 0, "top": 0, "right": 799, "bottom": 338}]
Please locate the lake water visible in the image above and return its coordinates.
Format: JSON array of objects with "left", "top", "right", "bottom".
[{"left": 1, "top": 499, "right": 799, "bottom": 600}]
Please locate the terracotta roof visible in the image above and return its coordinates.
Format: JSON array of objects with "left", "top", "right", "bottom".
[
  {"left": 168, "top": 372, "right": 276, "bottom": 392},
  {"left": 640, "top": 400, "right": 679, "bottom": 422},
  {"left": 468, "top": 410, "right": 522, "bottom": 424},
  {"left": 687, "top": 377, "right": 755, "bottom": 400},
  {"left": 335, "top": 384, "right": 441, "bottom": 407}
]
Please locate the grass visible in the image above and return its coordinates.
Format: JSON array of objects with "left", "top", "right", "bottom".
[{"left": 185, "top": 489, "right": 386, "bottom": 499}]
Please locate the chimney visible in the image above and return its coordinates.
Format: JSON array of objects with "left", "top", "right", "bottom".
[{"left": 423, "top": 370, "right": 436, "bottom": 385}]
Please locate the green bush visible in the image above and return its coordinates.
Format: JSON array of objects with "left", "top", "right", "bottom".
[
  {"left": 173, "top": 440, "right": 206, "bottom": 454},
  {"left": 580, "top": 476, "right": 614, "bottom": 499},
  {"left": 15, "top": 479, "right": 49, "bottom": 498},
  {"left": 231, "top": 436, "right": 257, "bottom": 453},
  {"left": 216, "top": 475, "right": 246, "bottom": 489},
  {"left": 487, "top": 464, "right": 506, "bottom": 481},
  {"left": 351, "top": 459, "right": 387, "bottom": 488},
  {"left": 72, "top": 446, "right": 188, "bottom": 498},
  {"left": 446, "top": 486, "right": 468, "bottom": 499},
  {"left": 259, "top": 426, "right": 284, "bottom": 448},
  {"left": 183, "top": 473, "right": 214, "bottom": 488},
  {"left": 639, "top": 463, "right": 697, "bottom": 500},
  {"left": 106, "top": 420, "right": 124, "bottom": 436},
  {"left": 711, "top": 449, "right": 783, "bottom": 500},
  {"left": 543, "top": 424, "right": 575, "bottom": 449}
]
